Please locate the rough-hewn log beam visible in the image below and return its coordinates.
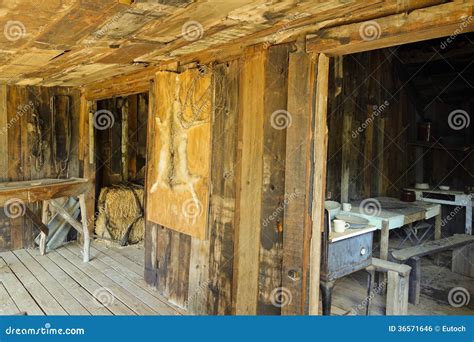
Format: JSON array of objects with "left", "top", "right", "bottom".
[{"left": 307, "top": 1, "right": 474, "bottom": 55}]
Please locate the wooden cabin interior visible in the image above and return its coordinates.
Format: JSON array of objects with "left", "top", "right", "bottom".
[{"left": 0, "top": 0, "right": 473, "bottom": 316}]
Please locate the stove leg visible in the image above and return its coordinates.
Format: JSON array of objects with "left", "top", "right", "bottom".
[{"left": 320, "top": 281, "right": 335, "bottom": 316}]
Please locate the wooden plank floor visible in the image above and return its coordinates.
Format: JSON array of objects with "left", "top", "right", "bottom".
[{"left": 0, "top": 242, "right": 184, "bottom": 316}]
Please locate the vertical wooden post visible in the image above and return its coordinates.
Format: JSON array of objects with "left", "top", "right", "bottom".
[
  {"left": 282, "top": 49, "right": 314, "bottom": 315},
  {"left": 233, "top": 49, "right": 266, "bottom": 315},
  {"left": 309, "top": 53, "right": 329, "bottom": 315},
  {"left": 79, "top": 95, "right": 96, "bottom": 239},
  {"left": 144, "top": 79, "right": 158, "bottom": 286}
]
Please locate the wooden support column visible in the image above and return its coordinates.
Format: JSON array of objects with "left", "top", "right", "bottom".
[
  {"left": 233, "top": 49, "right": 266, "bottom": 315},
  {"left": 79, "top": 95, "right": 95, "bottom": 237},
  {"left": 144, "top": 79, "right": 158, "bottom": 286},
  {"left": 282, "top": 47, "right": 321, "bottom": 315},
  {"left": 309, "top": 53, "right": 329, "bottom": 315}
]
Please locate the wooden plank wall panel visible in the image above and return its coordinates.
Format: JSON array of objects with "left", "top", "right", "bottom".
[
  {"left": 281, "top": 51, "right": 314, "bottom": 315},
  {"left": 0, "top": 85, "right": 81, "bottom": 252},
  {"left": 257, "top": 44, "right": 290, "bottom": 315},
  {"left": 233, "top": 49, "right": 266, "bottom": 315},
  {"left": 207, "top": 61, "right": 239, "bottom": 315},
  {"left": 144, "top": 45, "right": 316, "bottom": 316},
  {"left": 326, "top": 50, "right": 411, "bottom": 202}
]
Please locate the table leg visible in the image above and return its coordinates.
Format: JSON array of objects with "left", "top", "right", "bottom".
[
  {"left": 380, "top": 220, "right": 390, "bottom": 260},
  {"left": 40, "top": 200, "right": 49, "bottom": 256},
  {"left": 434, "top": 212, "right": 442, "bottom": 240},
  {"left": 320, "top": 281, "right": 335, "bottom": 316},
  {"left": 465, "top": 203, "right": 472, "bottom": 235},
  {"left": 78, "top": 194, "right": 90, "bottom": 262},
  {"left": 434, "top": 212, "right": 442, "bottom": 265}
]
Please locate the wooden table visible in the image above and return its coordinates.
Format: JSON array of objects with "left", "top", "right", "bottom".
[
  {"left": 406, "top": 187, "right": 472, "bottom": 235},
  {"left": 0, "top": 178, "right": 92, "bottom": 262},
  {"left": 347, "top": 197, "right": 441, "bottom": 260}
]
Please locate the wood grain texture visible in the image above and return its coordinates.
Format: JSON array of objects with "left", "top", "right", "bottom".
[
  {"left": 282, "top": 51, "right": 314, "bottom": 315},
  {"left": 146, "top": 70, "right": 212, "bottom": 240},
  {"left": 307, "top": 1, "right": 474, "bottom": 55},
  {"left": 207, "top": 61, "right": 239, "bottom": 315},
  {"left": 309, "top": 53, "right": 329, "bottom": 315},
  {"left": 257, "top": 44, "right": 289, "bottom": 315},
  {"left": 233, "top": 49, "right": 266, "bottom": 315}
]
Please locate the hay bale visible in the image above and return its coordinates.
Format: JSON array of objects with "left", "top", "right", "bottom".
[{"left": 95, "top": 185, "right": 144, "bottom": 245}]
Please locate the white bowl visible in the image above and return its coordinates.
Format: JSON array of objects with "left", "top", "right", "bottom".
[
  {"left": 415, "top": 182, "right": 430, "bottom": 190},
  {"left": 324, "top": 200, "right": 341, "bottom": 220},
  {"left": 439, "top": 185, "right": 450, "bottom": 191}
]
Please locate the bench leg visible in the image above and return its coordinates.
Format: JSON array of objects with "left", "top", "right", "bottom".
[
  {"left": 78, "top": 194, "right": 90, "bottom": 263},
  {"left": 320, "top": 281, "right": 335, "bottom": 316},
  {"left": 386, "top": 270, "right": 409, "bottom": 315},
  {"left": 407, "top": 257, "right": 421, "bottom": 305},
  {"left": 452, "top": 245, "right": 474, "bottom": 278},
  {"left": 39, "top": 200, "right": 49, "bottom": 255}
]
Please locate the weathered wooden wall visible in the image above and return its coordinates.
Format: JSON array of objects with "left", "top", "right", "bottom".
[
  {"left": 0, "top": 85, "right": 81, "bottom": 252},
  {"left": 144, "top": 44, "right": 317, "bottom": 315},
  {"left": 326, "top": 50, "right": 413, "bottom": 202}
]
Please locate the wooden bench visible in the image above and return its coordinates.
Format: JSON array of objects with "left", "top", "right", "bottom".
[
  {"left": 366, "top": 258, "right": 411, "bottom": 315},
  {"left": 391, "top": 234, "right": 474, "bottom": 305}
]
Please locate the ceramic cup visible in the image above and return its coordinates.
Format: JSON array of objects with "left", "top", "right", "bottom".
[
  {"left": 342, "top": 203, "right": 352, "bottom": 212},
  {"left": 333, "top": 219, "right": 350, "bottom": 233}
]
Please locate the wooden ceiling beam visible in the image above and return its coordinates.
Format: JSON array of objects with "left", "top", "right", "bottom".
[{"left": 306, "top": 1, "right": 474, "bottom": 56}]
